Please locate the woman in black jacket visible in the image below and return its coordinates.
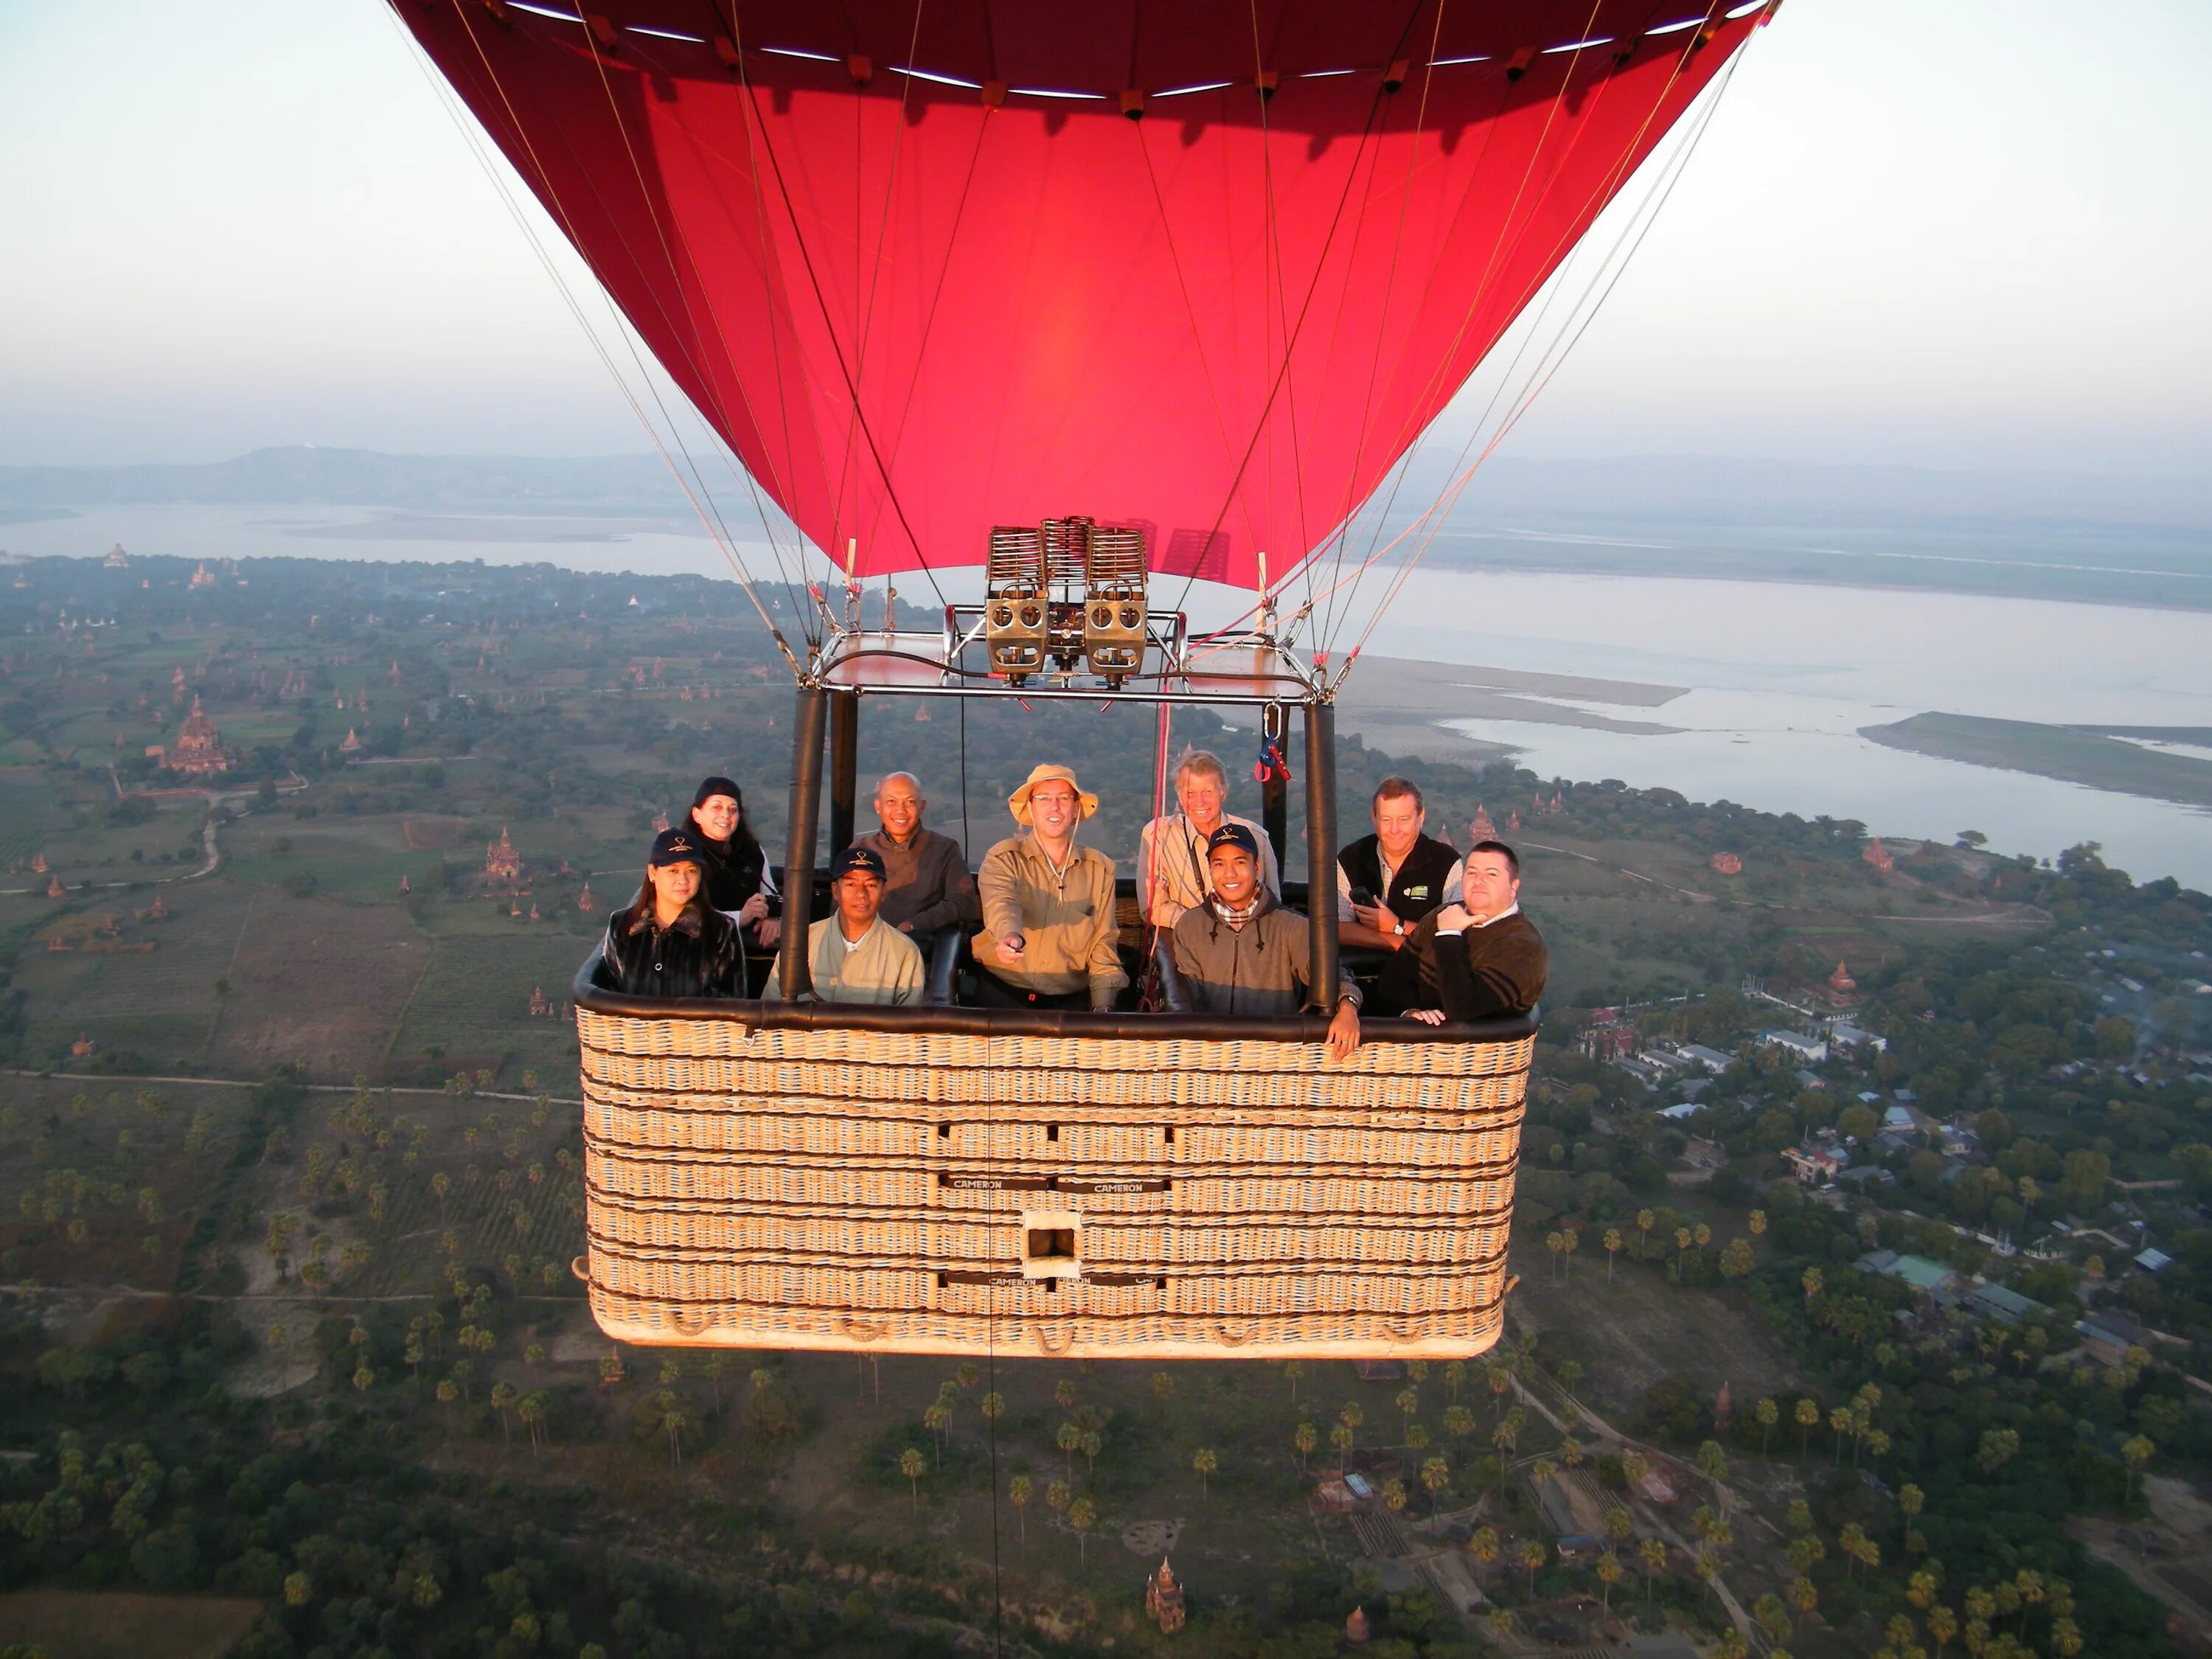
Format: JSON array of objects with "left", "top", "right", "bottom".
[
  {"left": 686, "top": 776, "right": 781, "bottom": 948},
  {"left": 596, "top": 827, "right": 746, "bottom": 998}
]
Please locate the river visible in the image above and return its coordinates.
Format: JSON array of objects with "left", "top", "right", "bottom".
[{"left": 10, "top": 504, "right": 2212, "bottom": 888}]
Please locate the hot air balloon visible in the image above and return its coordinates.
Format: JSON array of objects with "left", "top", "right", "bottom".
[{"left": 390, "top": 0, "right": 1774, "bottom": 1359}]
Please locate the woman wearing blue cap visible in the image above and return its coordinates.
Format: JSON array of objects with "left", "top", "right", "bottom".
[{"left": 595, "top": 827, "right": 747, "bottom": 998}]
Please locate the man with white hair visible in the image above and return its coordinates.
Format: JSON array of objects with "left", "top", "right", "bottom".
[{"left": 1138, "top": 748, "right": 1280, "bottom": 928}]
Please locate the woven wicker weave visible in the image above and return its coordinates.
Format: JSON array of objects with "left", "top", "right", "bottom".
[{"left": 574, "top": 1009, "right": 1529, "bottom": 1358}]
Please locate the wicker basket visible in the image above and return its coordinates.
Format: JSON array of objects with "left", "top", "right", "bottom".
[{"left": 574, "top": 1005, "right": 1531, "bottom": 1358}]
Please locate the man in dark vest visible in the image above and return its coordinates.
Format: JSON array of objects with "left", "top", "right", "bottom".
[
  {"left": 1336, "top": 776, "right": 1461, "bottom": 956},
  {"left": 1395, "top": 841, "right": 1548, "bottom": 1023}
]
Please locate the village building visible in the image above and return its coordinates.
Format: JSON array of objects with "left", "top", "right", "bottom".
[
  {"left": 1144, "top": 1559, "right": 1186, "bottom": 1634},
  {"left": 1710, "top": 852, "right": 1742, "bottom": 875},
  {"left": 1784, "top": 1144, "right": 1846, "bottom": 1184},
  {"left": 1759, "top": 1029, "right": 1829, "bottom": 1065},
  {"left": 144, "top": 695, "right": 232, "bottom": 776},
  {"left": 70, "top": 1034, "right": 95, "bottom": 1058}
]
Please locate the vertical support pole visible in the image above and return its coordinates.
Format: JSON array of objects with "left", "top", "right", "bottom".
[
  {"left": 1261, "top": 706, "right": 1290, "bottom": 874},
  {"left": 1304, "top": 698, "right": 1338, "bottom": 1015},
  {"left": 827, "top": 690, "right": 859, "bottom": 856},
  {"left": 779, "top": 686, "right": 828, "bottom": 1001}
]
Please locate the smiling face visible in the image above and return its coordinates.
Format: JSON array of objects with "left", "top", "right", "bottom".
[
  {"left": 647, "top": 858, "right": 702, "bottom": 909},
  {"left": 1461, "top": 849, "right": 1520, "bottom": 921},
  {"left": 1177, "top": 764, "right": 1227, "bottom": 831},
  {"left": 874, "top": 774, "right": 924, "bottom": 841},
  {"left": 690, "top": 793, "right": 740, "bottom": 844},
  {"left": 1372, "top": 790, "right": 1425, "bottom": 863},
  {"left": 835, "top": 869, "right": 884, "bottom": 930},
  {"left": 1027, "top": 780, "right": 1080, "bottom": 841},
  {"left": 1207, "top": 844, "right": 1259, "bottom": 908}
]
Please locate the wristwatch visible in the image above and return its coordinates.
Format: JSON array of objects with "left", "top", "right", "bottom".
[{"left": 1393, "top": 920, "right": 1406, "bottom": 936}]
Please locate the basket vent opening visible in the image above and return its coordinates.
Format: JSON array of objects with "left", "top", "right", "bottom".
[{"left": 1020, "top": 1209, "right": 1082, "bottom": 1280}]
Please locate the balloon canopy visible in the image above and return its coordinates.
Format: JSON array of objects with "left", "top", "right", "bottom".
[{"left": 397, "top": 1, "right": 1764, "bottom": 590}]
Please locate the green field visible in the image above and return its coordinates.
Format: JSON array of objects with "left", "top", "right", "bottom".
[{"left": 1863, "top": 711, "right": 2212, "bottom": 807}]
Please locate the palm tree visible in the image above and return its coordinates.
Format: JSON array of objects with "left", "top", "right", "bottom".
[
  {"left": 1152, "top": 1371, "right": 1175, "bottom": 1402},
  {"left": 981, "top": 1391, "right": 1005, "bottom": 1433},
  {"left": 1470, "top": 1526, "right": 1500, "bottom": 1578},
  {"left": 1009, "top": 1474, "right": 1032, "bottom": 1548},
  {"left": 956, "top": 1360, "right": 980, "bottom": 1393},
  {"left": 1636, "top": 1208, "right": 1654, "bottom": 1252},
  {"left": 1394, "top": 1388, "right": 1419, "bottom": 1440},
  {"left": 1795, "top": 1396, "right": 1820, "bottom": 1455},
  {"left": 1055, "top": 1378, "right": 1077, "bottom": 1411},
  {"left": 1755, "top": 1396, "right": 1779, "bottom": 1457},
  {"left": 1562, "top": 1229, "right": 1579, "bottom": 1280},
  {"left": 1801, "top": 1265, "right": 1823, "bottom": 1304},
  {"left": 1419, "top": 1455, "right": 1450, "bottom": 1519},
  {"left": 1068, "top": 1495, "right": 1096, "bottom": 1569},
  {"left": 1486, "top": 1363, "right": 1510, "bottom": 1419},
  {"left": 2121, "top": 1434, "right": 2155, "bottom": 1501},
  {"left": 1545, "top": 1230, "right": 1565, "bottom": 1282},
  {"left": 1694, "top": 1222, "right": 1711, "bottom": 1251},
  {"left": 1293, "top": 1419, "right": 1318, "bottom": 1472},
  {"left": 1927, "top": 1601, "right": 1958, "bottom": 1652},
  {"left": 1079, "top": 1429, "right": 1103, "bottom": 1481},
  {"left": 1329, "top": 1422, "right": 1354, "bottom": 1472},
  {"left": 1560, "top": 1434, "right": 1584, "bottom": 1471},
  {"left": 1338, "top": 1401, "right": 1363, "bottom": 1462},
  {"left": 925, "top": 1402, "right": 951, "bottom": 1467},
  {"left": 1057, "top": 1420, "right": 1081, "bottom": 1482},
  {"left": 1829, "top": 1405, "right": 1851, "bottom": 1465},
  {"left": 1444, "top": 1360, "right": 1465, "bottom": 1401},
  {"left": 1674, "top": 1227, "right": 1692, "bottom": 1277},
  {"left": 1518, "top": 1538, "right": 1546, "bottom": 1596},
  {"left": 1531, "top": 1455, "right": 1559, "bottom": 1489},
  {"left": 1046, "top": 1478, "right": 1070, "bottom": 1523},
  {"left": 1604, "top": 1228, "right": 1623, "bottom": 1280},
  {"left": 1381, "top": 1476, "right": 1408, "bottom": 1516},
  {"left": 1556, "top": 1359, "right": 1583, "bottom": 1402},
  {"left": 1284, "top": 1359, "right": 1304, "bottom": 1402},
  {"left": 1639, "top": 1536, "right": 1666, "bottom": 1603},
  {"left": 1596, "top": 1551, "right": 1622, "bottom": 1613},
  {"left": 1789, "top": 1574, "right": 1818, "bottom": 1629},
  {"left": 658, "top": 1391, "right": 688, "bottom": 1472},
  {"left": 1192, "top": 1447, "right": 1217, "bottom": 1500},
  {"left": 519, "top": 1391, "right": 549, "bottom": 1455},
  {"left": 490, "top": 1380, "right": 518, "bottom": 1447},
  {"left": 900, "top": 1447, "right": 925, "bottom": 1509}
]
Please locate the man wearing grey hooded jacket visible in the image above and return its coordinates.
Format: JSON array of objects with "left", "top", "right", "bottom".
[{"left": 1169, "top": 824, "right": 1360, "bottom": 1060}]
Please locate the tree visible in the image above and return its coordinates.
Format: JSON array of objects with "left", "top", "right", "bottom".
[
  {"left": 1604, "top": 1506, "right": 1632, "bottom": 1548},
  {"left": 490, "top": 1380, "right": 518, "bottom": 1447},
  {"left": 1831, "top": 1406, "right": 1853, "bottom": 1465},
  {"left": 518, "top": 1391, "right": 548, "bottom": 1455},
  {"left": 1068, "top": 1495, "right": 1096, "bottom": 1568},
  {"left": 1675, "top": 1226, "right": 1693, "bottom": 1276},
  {"left": 1152, "top": 1371, "right": 1175, "bottom": 1402},
  {"left": 1055, "top": 1378, "right": 1077, "bottom": 1411},
  {"left": 1596, "top": 1550, "right": 1623, "bottom": 1613},
  {"left": 1604, "top": 1227, "right": 1623, "bottom": 1279},
  {"left": 1562, "top": 1228, "right": 1579, "bottom": 1279},
  {"left": 1756, "top": 1396, "right": 1779, "bottom": 1457},
  {"left": 2121, "top": 1434, "right": 2155, "bottom": 1501},
  {"left": 1532, "top": 1455, "right": 1559, "bottom": 1489},
  {"left": 1329, "top": 1422, "right": 1354, "bottom": 1472},
  {"left": 1444, "top": 1359, "right": 1465, "bottom": 1400},
  {"left": 1637, "top": 1208, "right": 1655, "bottom": 1251},
  {"left": 1789, "top": 1575, "right": 1818, "bottom": 1627},
  {"left": 1080, "top": 1428, "right": 1103, "bottom": 1479},
  {"left": 1795, "top": 1397, "right": 1820, "bottom": 1456},
  {"left": 1802, "top": 1266, "right": 1823, "bottom": 1304},
  {"left": 1192, "top": 1447, "right": 1217, "bottom": 1500},
  {"left": 658, "top": 1391, "right": 688, "bottom": 1472},
  {"left": 1557, "top": 1360, "right": 1584, "bottom": 1400},
  {"left": 1394, "top": 1387, "right": 1419, "bottom": 1439},
  {"left": 1754, "top": 1593, "right": 1792, "bottom": 1644},
  {"left": 900, "top": 1447, "right": 925, "bottom": 1509},
  {"left": 1519, "top": 1538, "right": 1547, "bottom": 1595},
  {"left": 1057, "top": 1419, "right": 1081, "bottom": 1481},
  {"left": 1293, "top": 1419, "right": 1318, "bottom": 1472},
  {"left": 1009, "top": 1474, "right": 1032, "bottom": 1548},
  {"left": 1419, "top": 1455, "right": 1450, "bottom": 1518},
  {"left": 925, "top": 1402, "right": 951, "bottom": 1467},
  {"left": 1975, "top": 1427, "right": 2020, "bottom": 1475},
  {"left": 981, "top": 1391, "right": 1005, "bottom": 1431},
  {"left": 1339, "top": 1400, "right": 1363, "bottom": 1461},
  {"left": 1928, "top": 1602, "right": 1958, "bottom": 1651},
  {"left": 1380, "top": 1476, "right": 1407, "bottom": 1515},
  {"left": 1639, "top": 1536, "right": 1666, "bottom": 1601},
  {"left": 1284, "top": 1359, "right": 1304, "bottom": 1402},
  {"left": 1470, "top": 1526, "right": 1500, "bottom": 1574},
  {"left": 1696, "top": 1440, "right": 1730, "bottom": 1491},
  {"left": 1546, "top": 1229, "right": 1565, "bottom": 1282}
]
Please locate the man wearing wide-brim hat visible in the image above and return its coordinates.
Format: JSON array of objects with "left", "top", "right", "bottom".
[{"left": 971, "top": 763, "right": 1125, "bottom": 1012}]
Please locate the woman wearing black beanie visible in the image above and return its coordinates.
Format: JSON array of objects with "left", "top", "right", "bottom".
[{"left": 687, "top": 776, "right": 781, "bottom": 948}]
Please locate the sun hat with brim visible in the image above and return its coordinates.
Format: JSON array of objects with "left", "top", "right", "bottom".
[{"left": 1007, "top": 762, "right": 1099, "bottom": 826}]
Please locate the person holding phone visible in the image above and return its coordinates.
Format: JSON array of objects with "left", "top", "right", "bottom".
[{"left": 1336, "top": 777, "right": 1460, "bottom": 953}]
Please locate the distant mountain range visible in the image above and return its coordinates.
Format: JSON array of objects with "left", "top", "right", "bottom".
[{"left": 6, "top": 445, "right": 2210, "bottom": 534}]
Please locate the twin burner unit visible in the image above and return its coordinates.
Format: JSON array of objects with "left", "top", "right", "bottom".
[{"left": 983, "top": 515, "right": 1151, "bottom": 687}]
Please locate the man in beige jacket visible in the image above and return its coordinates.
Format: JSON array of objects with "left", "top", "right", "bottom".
[{"left": 971, "top": 764, "right": 1125, "bottom": 1012}]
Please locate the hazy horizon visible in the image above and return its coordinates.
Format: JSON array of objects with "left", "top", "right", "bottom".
[{"left": 4, "top": 1, "right": 2211, "bottom": 476}]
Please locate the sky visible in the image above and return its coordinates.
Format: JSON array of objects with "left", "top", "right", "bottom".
[{"left": 1, "top": 1, "right": 2209, "bottom": 475}]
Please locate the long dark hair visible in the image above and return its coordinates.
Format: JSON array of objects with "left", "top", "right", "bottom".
[{"left": 687, "top": 782, "right": 765, "bottom": 904}]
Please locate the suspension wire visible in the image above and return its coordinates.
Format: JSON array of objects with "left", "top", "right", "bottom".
[
  {"left": 835, "top": 0, "right": 931, "bottom": 572},
  {"left": 403, "top": 3, "right": 806, "bottom": 671},
  {"left": 731, "top": 63, "right": 953, "bottom": 617},
  {"left": 1311, "top": 0, "right": 1450, "bottom": 654},
  {"left": 1320, "top": 0, "right": 1610, "bottom": 655},
  {"left": 567, "top": 24, "right": 826, "bottom": 639},
  {"left": 1334, "top": 37, "right": 1755, "bottom": 675},
  {"left": 1162, "top": 27, "right": 1403, "bottom": 629},
  {"left": 447, "top": 5, "right": 815, "bottom": 646}
]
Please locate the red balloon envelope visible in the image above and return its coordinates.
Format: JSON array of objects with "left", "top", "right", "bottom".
[{"left": 397, "top": 1, "right": 1762, "bottom": 590}]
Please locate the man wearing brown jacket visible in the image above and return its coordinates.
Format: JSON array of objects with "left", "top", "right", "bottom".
[{"left": 971, "top": 764, "right": 1126, "bottom": 1012}]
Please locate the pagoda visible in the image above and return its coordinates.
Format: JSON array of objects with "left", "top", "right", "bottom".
[
  {"left": 1346, "top": 1606, "right": 1369, "bottom": 1646},
  {"left": 529, "top": 986, "right": 550, "bottom": 1017},
  {"left": 1714, "top": 1380, "right": 1733, "bottom": 1430},
  {"left": 145, "top": 696, "right": 232, "bottom": 776},
  {"left": 577, "top": 881, "right": 596, "bottom": 913},
  {"left": 1863, "top": 837, "right": 1895, "bottom": 874},
  {"left": 399, "top": 874, "right": 411, "bottom": 894},
  {"left": 339, "top": 728, "right": 362, "bottom": 754},
  {"left": 1144, "top": 1558, "right": 1186, "bottom": 1635},
  {"left": 103, "top": 543, "right": 128, "bottom": 568},
  {"left": 187, "top": 562, "right": 215, "bottom": 589},
  {"left": 46, "top": 873, "right": 67, "bottom": 900},
  {"left": 484, "top": 828, "right": 525, "bottom": 891},
  {"left": 652, "top": 812, "right": 671, "bottom": 834},
  {"left": 1469, "top": 804, "right": 1498, "bottom": 844},
  {"left": 1710, "top": 852, "right": 1742, "bottom": 876}
]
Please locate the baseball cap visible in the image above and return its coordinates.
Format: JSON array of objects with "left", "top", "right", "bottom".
[
  {"left": 830, "top": 844, "right": 888, "bottom": 881},
  {"left": 649, "top": 827, "right": 709, "bottom": 868},
  {"left": 1206, "top": 823, "right": 1261, "bottom": 860}
]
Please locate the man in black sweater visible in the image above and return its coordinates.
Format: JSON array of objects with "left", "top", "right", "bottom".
[{"left": 1393, "top": 840, "right": 1546, "bottom": 1023}]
